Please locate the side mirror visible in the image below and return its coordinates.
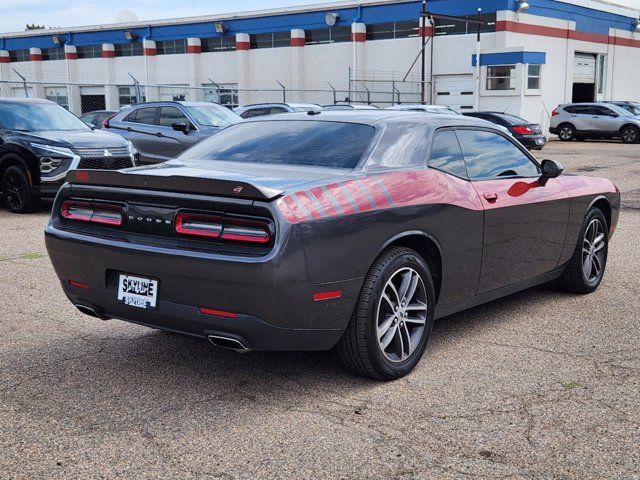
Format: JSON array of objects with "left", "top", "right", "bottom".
[
  {"left": 540, "top": 159, "right": 564, "bottom": 184},
  {"left": 171, "top": 121, "right": 189, "bottom": 133}
]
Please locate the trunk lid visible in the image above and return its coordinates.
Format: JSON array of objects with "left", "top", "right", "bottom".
[{"left": 66, "top": 159, "right": 349, "bottom": 200}]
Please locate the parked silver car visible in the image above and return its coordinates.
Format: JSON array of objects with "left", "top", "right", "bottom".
[
  {"left": 105, "top": 101, "right": 241, "bottom": 164},
  {"left": 233, "top": 103, "right": 322, "bottom": 119},
  {"left": 549, "top": 102, "right": 640, "bottom": 143}
]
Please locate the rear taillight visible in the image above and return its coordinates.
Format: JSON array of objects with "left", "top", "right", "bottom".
[
  {"left": 61, "top": 200, "right": 124, "bottom": 227},
  {"left": 512, "top": 125, "right": 534, "bottom": 135},
  {"left": 551, "top": 107, "right": 560, "bottom": 117},
  {"left": 102, "top": 116, "right": 113, "bottom": 128},
  {"left": 175, "top": 212, "right": 271, "bottom": 244}
]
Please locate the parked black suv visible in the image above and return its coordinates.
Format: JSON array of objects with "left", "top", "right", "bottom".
[{"left": 0, "top": 98, "right": 137, "bottom": 213}]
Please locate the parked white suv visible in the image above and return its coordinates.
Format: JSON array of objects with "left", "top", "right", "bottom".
[{"left": 549, "top": 103, "right": 640, "bottom": 143}]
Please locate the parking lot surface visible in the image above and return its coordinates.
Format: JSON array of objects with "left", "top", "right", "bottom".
[{"left": 1, "top": 141, "right": 638, "bottom": 479}]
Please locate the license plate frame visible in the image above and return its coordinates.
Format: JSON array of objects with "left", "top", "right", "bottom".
[{"left": 117, "top": 273, "right": 159, "bottom": 310}]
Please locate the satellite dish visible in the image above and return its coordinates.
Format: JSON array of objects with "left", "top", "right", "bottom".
[
  {"left": 116, "top": 9, "right": 139, "bottom": 23},
  {"left": 325, "top": 13, "right": 340, "bottom": 27}
]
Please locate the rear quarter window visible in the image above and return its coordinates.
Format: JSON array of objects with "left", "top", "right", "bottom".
[{"left": 179, "top": 120, "right": 376, "bottom": 169}]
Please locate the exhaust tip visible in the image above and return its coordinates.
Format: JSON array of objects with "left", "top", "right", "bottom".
[
  {"left": 207, "top": 335, "right": 250, "bottom": 353},
  {"left": 75, "top": 304, "right": 109, "bottom": 320}
]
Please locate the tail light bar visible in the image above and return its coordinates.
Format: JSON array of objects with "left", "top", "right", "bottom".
[
  {"left": 551, "top": 107, "right": 560, "bottom": 117},
  {"left": 175, "top": 212, "right": 271, "bottom": 244},
  {"left": 61, "top": 200, "right": 124, "bottom": 227},
  {"left": 512, "top": 125, "right": 534, "bottom": 135}
]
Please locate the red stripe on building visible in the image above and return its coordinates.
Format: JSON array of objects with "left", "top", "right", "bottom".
[
  {"left": 102, "top": 51, "right": 115, "bottom": 58},
  {"left": 65, "top": 52, "right": 78, "bottom": 60},
  {"left": 187, "top": 45, "right": 201, "bottom": 54},
  {"left": 418, "top": 26, "right": 433, "bottom": 37},
  {"left": 310, "top": 187, "right": 339, "bottom": 217},
  {"left": 143, "top": 48, "right": 156, "bottom": 56},
  {"left": 295, "top": 191, "right": 324, "bottom": 219},
  {"left": 611, "top": 36, "right": 640, "bottom": 48},
  {"left": 236, "top": 41, "right": 250, "bottom": 51},
  {"left": 325, "top": 183, "right": 357, "bottom": 215},
  {"left": 568, "top": 30, "right": 610, "bottom": 44},
  {"left": 290, "top": 37, "right": 305, "bottom": 47},
  {"left": 29, "top": 54, "right": 42, "bottom": 61},
  {"left": 351, "top": 32, "right": 366, "bottom": 42},
  {"left": 0, "top": 57, "right": 9, "bottom": 63}
]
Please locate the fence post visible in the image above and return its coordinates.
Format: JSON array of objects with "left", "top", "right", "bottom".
[
  {"left": 327, "top": 82, "right": 337, "bottom": 105},
  {"left": 362, "top": 84, "right": 370, "bottom": 105},
  {"left": 276, "top": 80, "right": 286, "bottom": 102},
  {"left": 393, "top": 84, "right": 400, "bottom": 105},
  {"left": 12, "top": 69, "right": 28, "bottom": 97}
]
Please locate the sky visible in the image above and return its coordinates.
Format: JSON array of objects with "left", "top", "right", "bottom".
[{"left": 1, "top": 0, "right": 639, "bottom": 34}]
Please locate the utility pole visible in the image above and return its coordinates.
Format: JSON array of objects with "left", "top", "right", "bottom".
[{"left": 420, "top": 0, "right": 427, "bottom": 104}]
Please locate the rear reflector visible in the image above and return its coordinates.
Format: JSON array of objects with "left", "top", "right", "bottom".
[
  {"left": 68, "top": 280, "right": 90, "bottom": 289},
  {"left": 176, "top": 212, "right": 271, "bottom": 244},
  {"left": 512, "top": 125, "right": 534, "bottom": 135},
  {"left": 313, "top": 290, "right": 343, "bottom": 301},
  {"left": 61, "top": 200, "right": 124, "bottom": 227},
  {"left": 198, "top": 307, "right": 238, "bottom": 318}
]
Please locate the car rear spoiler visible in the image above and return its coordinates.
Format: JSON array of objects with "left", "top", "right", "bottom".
[{"left": 65, "top": 169, "right": 284, "bottom": 201}]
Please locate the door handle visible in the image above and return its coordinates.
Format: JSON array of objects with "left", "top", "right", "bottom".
[
  {"left": 483, "top": 192, "right": 499, "bottom": 202},
  {"left": 155, "top": 132, "right": 163, "bottom": 137}
]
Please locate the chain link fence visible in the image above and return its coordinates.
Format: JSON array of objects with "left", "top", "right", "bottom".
[{"left": 0, "top": 77, "right": 425, "bottom": 116}]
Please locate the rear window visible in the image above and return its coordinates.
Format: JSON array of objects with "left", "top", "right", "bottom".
[
  {"left": 178, "top": 120, "right": 376, "bottom": 168},
  {"left": 495, "top": 113, "right": 528, "bottom": 125}
]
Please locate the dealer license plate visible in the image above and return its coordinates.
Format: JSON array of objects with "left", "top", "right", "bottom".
[
  {"left": 536, "top": 138, "right": 545, "bottom": 145},
  {"left": 117, "top": 274, "right": 159, "bottom": 309}
]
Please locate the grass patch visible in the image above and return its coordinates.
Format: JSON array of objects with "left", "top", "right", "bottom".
[
  {"left": 563, "top": 381, "right": 581, "bottom": 390},
  {"left": 20, "top": 253, "right": 46, "bottom": 260}
]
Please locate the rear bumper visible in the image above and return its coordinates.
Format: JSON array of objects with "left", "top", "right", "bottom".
[
  {"left": 549, "top": 127, "right": 558, "bottom": 135},
  {"left": 518, "top": 134, "right": 547, "bottom": 149},
  {"left": 45, "top": 225, "right": 361, "bottom": 351}
]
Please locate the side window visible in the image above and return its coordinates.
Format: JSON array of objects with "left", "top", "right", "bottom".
[
  {"left": 127, "top": 107, "right": 158, "bottom": 125},
  {"left": 428, "top": 130, "right": 468, "bottom": 178},
  {"left": 456, "top": 129, "right": 540, "bottom": 180},
  {"left": 269, "top": 107, "right": 288, "bottom": 114},
  {"left": 159, "top": 106, "right": 190, "bottom": 127},
  {"left": 241, "top": 108, "right": 268, "bottom": 119},
  {"left": 564, "top": 105, "right": 593, "bottom": 115},
  {"left": 593, "top": 105, "right": 616, "bottom": 117}
]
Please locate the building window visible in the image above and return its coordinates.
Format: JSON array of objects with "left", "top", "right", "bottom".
[
  {"left": 203, "top": 83, "right": 239, "bottom": 108},
  {"left": 118, "top": 86, "right": 146, "bottom": 107},
  {"left": 115, "top": 42, "right": 143, "bottom": 57},
  {"left": 249, "top": 31, "right": 291, "bottom": 49},
  {"left": 156, "top": 39, "right": 187, "bottom": 55},
  {"left": 76, "top": 45, "right": 102, "bottom": 59},
  {"left": 42, "top": 47, "right": 65, "bottom": 61},
  {"left": 527, "top": 64, "right": 541, "bottom": 90},
  {"left": 305, "top": 26, "right": 351, "bottom": 45},
  {"left": 433, "top": 13, "right": 496, "bottom": 36},
  {"left": 366, "top": 21, "right": 418, "bottom": 41},
  {"left": 9, "top": 49, "right": 30, "bottom": 62},
  {"left": 486, "top": 65, "right": 516, "bottom": 90},
  {"left": 45, "top": 86, "right": 69, "bottom": 109},
  {"left": 201, "top": 36, "right": 236, "bottom": 52}
]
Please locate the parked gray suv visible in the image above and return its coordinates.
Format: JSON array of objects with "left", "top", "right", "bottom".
[
  {"left": 105, "top": 101, "right": 241, "bottom": 164},
  {"left": 549, "top": 102, "right": 640, "bottom": 143}
]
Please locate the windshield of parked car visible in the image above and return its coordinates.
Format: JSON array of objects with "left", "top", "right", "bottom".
[
  {"left": 0, "top": 101, "right": 90, "bottom": 132},
  {"left": 615, "top": 103, "right": 640, "bottom": 115},
  {"left": 178, "top": 120, "right": 375, "bottom": 168},
  {"left": 184, "top": 105, "right": 241, "bottom": 128}
]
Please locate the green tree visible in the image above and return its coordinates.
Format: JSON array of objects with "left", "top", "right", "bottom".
[{"left": 25, "top": 23, "right": 46, "bottom": 31}]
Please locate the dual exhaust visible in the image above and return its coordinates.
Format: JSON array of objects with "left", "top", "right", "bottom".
[{"left": 75, "top": 303, "right": 249, "bottom": 352}]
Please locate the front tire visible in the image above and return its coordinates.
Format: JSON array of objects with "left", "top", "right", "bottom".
[
  {"left": 620, "top": 125, "right": 639, "bottom": 144},
  {"left": 557, "top": 124, "right": 576, "bottom": 141},
  {"left": 337, "top": 247, "right": 435, "bottom": 380},
  {"left": 558, "top": 208, "right": 608, "bottom": 294},
  {"left": 1, "top": 165, "right": 39, "bottom": 213}
]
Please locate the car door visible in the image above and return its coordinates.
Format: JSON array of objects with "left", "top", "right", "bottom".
[
  {"left": 563, "top": 105, "right": 594, "bottom": 133},
  {"left": 592, "top": 105, "right": 622, "bottom": 136},
  {"left": 154, "top": 106, "right": 199, "bottom": 161},
  {"left": 112, "top": 107, "right": 160, "bottom": 164},
  {"left": 455, "top": 128, "right": 570, "bottom": 293}
]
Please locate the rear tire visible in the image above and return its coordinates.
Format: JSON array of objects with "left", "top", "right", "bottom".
[
  {"left": 557, "top": 124, "right": 576, "bottom": 141},
  {"left": 558, "top": 208, "right": 608, "bottom": 294},
  {"left": 337, "top": 247, "right": 435, "bottom": 380},
  {"left": 1, "top": 165, "right": 39, "bottom": 214},
  {"left": 620, "top": 125, "right": 639, "bottom": 144}
]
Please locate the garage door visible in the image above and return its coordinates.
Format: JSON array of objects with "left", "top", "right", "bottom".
[
  {"left": 573, "top": 53, "right": 596, "bottom": 83},
  {"left": 434, "top": 75, "right": 474, "bottom": 112}
]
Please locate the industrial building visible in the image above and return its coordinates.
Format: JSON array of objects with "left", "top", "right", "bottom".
[{"left": 1, "top": 0, "right": 639, "bottom": 132}]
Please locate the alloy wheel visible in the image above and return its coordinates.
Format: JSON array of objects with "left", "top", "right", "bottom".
[
  {"left": 3, "top": 171, "right": 26, "bottom": 210},
  {"left": 559, "top": 126, "right": 573, "bottom": 140},
  {"left": 622, "top": 127, "right": 638, "bottom": 143},
  {"left": 376, "top": 267, "right": 427, "bottom": 363},
  {"left": 582, "top": 218, "right": 606, "bottom": 283}
]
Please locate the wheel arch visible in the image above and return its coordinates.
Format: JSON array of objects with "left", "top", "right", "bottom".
[
  {"left": 588, "top": 195, "right": 612, "bottom": 231},
  {"left": 0, "top": 150, "right": 36, "bottom": 186},
  {"left": 377, "top": 231, "right": 443, "bottom": 304},
  {"left": 618, "top": 123, "right": 639, "bottom": 136}
]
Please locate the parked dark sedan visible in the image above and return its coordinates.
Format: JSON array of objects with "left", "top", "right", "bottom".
[
  {"left": 105, "top": 101, "right": 241, "bottom": 164},
  {"left": 0, "top": 98, "right": 136, "bottom": 213},
  {"left": 45, "top": 111, "right": 619, "bottom": 379},
  {"left": 463, "top": 111, "right": 546, "bottom": 150},
  {"left": 79, "top": 110, "right": 117, "bottom": 129}
]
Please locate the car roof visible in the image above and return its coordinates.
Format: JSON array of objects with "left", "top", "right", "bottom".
[
  {"left": 123, "top": 101, "right": 222, "bottom": 108},
  {"left": 241, "top": 110, "right": 499, "bottom": 129},
  {"left": 0, "top": 97, "right": 52, "bottom": 104}
]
